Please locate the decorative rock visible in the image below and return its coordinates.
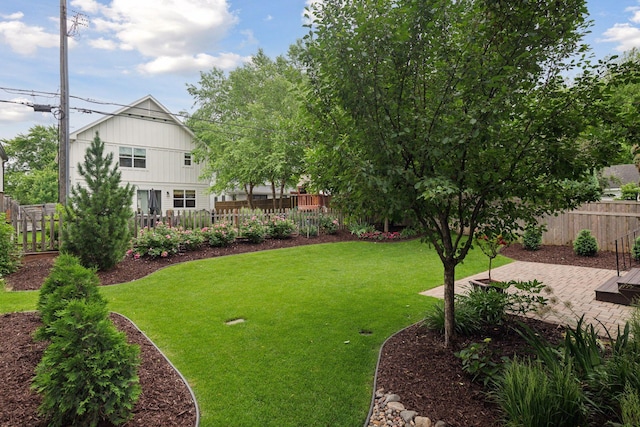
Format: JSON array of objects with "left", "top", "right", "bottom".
[
  {"left": 387, "top": 401, "right": 406, "bottom": 412},
  {"left": 414, "top": 417, "right": 432, "bottom": 427},
  {"left": 401, "top": 410, "right": 417, "bottom": 422},
  {"left": 383, "top": 394, "right": 402, "bottom": 405}
]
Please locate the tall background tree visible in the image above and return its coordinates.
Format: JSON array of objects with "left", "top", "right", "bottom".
[
  {"left": 187, "top": 49, "right": 305, "bottom": 208},
  {"left": 304, "top": 0, "right": 619, "bottom": 345},
  {"left": 62, "top": 132, "right": 134, "bottom": 271},
  {"left": 1, "top": 125, "right": 58, "bottom": 204}
]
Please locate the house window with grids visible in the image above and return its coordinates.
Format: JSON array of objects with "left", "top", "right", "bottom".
[
  {"left": 184, "top": 153, "right": 192, "bottom": 166},
  {"left": 173, "top": 189, "right": 196, "bottom": 208},
  {"left": 119, "top": 147, "right": 146, "bottom": 168}
]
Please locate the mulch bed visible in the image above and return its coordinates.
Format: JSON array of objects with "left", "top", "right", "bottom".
[{"left": 0, "top": 235, "right": 623, "bottom": 426}]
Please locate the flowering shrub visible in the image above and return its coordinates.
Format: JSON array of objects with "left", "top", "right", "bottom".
[
  {"left": 359, "top": 231, "right": 402, "bottom": 241},
  {"left": 202, "top": 222, "right": 237, "bottom": 247},
  {"left": 267, "top": 216, "right": 295, "bottom": 239},
  {"left": 319, "top": 214, "right": 340, "bottom": 235},
  {"left": 299, "top": 224, "right": 319, "bottom": 237},
  {"left": 130, "top": 223, "right": 181, "bottom": 259},
  {"left": 239, "top": 216, "right": 267, "bottom": 243},
  {"left": 179, "top": 228, "right": 206, "bottom": 251}
]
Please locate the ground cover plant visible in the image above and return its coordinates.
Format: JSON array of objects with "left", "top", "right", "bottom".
[{"left": 0, "top": 239, "right": 507, "bottom": 426}]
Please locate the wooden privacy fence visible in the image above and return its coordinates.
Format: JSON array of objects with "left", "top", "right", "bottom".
[
  {"left": 1, "top": 195, "right": 61, "bottom": 253},
  {"left": 131, "top": 208, "right": 346, "bottom": 236},
  {"left": 540, "top": 201, "right": 640, "bottom": 252}
]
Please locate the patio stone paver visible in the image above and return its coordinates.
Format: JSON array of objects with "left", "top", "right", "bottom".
[{"left": 421, "top": 261, "right": 634, "bottom": 333}]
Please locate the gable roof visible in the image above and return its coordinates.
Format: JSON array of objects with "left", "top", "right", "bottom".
[
  {"left": 70, "top": 95, "right": 194, "bottom": 140},
  {"left": 601, "top": 164, "right": 640, "bottom": 188}
]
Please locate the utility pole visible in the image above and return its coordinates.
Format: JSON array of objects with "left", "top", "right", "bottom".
[{"left": 59, "top": 0, "right": 69, "bottom": 205}]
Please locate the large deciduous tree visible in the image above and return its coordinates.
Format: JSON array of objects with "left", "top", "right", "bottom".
[
  {"left": 2, "top": 125, "right": 58, "bottom": 204},
  {"left": 304, "top": 0, "right": 618, "bottom": 345},
  {"left": 187, "top": 50, "right": 305, "bottom": 209}
]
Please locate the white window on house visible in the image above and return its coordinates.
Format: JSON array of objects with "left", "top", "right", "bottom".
[
  {"left": 173, "top": 189, "right": 196, "bottom": 208},
  {"left": 119, "top": 147, "right": 146, "bottom": 168},
  {"left": 184, "top": 153, "right": 192, "bottom": 166}
]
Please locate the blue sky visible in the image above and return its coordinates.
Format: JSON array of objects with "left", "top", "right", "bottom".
[{"left": 1, "top": 0, "right": 639, "bottom": 141}]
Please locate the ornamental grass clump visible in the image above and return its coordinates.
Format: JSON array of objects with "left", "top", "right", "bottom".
[
  {"left": 202, "top": 221, "right": 237, "bottom": 247},
  {"left": 573, "top": 229, "right": 598, "bottom": 257}
]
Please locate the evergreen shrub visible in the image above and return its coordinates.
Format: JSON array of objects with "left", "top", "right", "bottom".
[
  {"left": 0, "top": 212, "right": 21, "bottom": 276},
  {"left": 573, "top": 229, "right": 598, "bottom": 257},
  {"left": 32, "top": 300, "right": 140, "bottom": 427}
]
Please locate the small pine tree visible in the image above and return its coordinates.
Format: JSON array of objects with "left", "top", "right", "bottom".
[{"left": 62, "top": 132, "right": 134, "bottom": 270}]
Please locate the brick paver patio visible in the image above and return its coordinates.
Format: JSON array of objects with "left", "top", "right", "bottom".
[{"left": 421, "top": 261, "right": 634, "bottom": 333}]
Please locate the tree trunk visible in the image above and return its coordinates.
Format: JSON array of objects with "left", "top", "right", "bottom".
[
  {"left": 384, "top": 217, "right": 389, "bottom": 233},
  {"left": 279, "top": 182, "right": 286, "bottom": 209},
  {"left": 443, "top": 260, "right": 456, "bottom": 348},
  {"left": 271, "top": 181, "right": 277, "bottom": 210}
]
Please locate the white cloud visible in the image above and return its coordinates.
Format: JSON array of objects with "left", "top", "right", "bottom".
[
  {"left": 89, "top": 37, "right": 117, "bottom": 50},
  {"left": 602, "top": 23, "right": 640, "bottom": 52},
  {"left": 265, "top": 15, "right": 273, "bottom": 22},
  {"left": 240, "top": 29, "right": 258, "bottom": 47},
  {"left": 1, "top": 12, "right": 24, "bottom": 20},
  {"left": 0, "top": 20, "right": 58, "bottom": 56},
  {"left": 137, "top": 52, "right": 250, "bottom": 75},
  {"left": 70, "top": 0, "right": 104, "bottom": 15},
  {"left": 0, "top": 98, "right": 40, "bottom": 124},
  {"left": 88, "top": 0, "right": 237, "bottom": 56}
]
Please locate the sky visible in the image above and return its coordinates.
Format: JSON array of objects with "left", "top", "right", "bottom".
[{"left": 1, "top": 0, "right": 640, "bottom": 141}]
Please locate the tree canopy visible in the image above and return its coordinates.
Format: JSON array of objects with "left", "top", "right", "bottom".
[
  {"left": 187, "top": 49, "right": 305, "bottom": 208},
  {"left": 303, "top": 0, "right": 620, "bottom": 345},
  {"left": 1, "top": 125, "right": 58, "bottom": 204}
]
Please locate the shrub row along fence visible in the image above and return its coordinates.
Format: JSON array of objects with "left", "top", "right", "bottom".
[{"left": 131, "top": 208, "right": 345, "bottom": 237}]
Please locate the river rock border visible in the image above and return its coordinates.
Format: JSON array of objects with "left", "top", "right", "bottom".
[{"left": 367, "top": 389, "right": 446, "bottom": 427}]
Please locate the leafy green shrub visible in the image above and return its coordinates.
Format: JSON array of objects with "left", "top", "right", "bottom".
[
  {"left": 573, "top": 229, "right": 598, "bottom": 257},
  {"left": 202, "top": 221, "right": 237, "bottom": 247},
  {"left": 423, "top": 299, "right": 482, "bottom": 336},
  {"left": 0, "top": 212, "right": 21, "bottom": 276},
  {"left": 179, "top": 228, "right": 205, "bottom": 251},
  {"left": 456, "top": 338, "right": 507, "bottom": 386},
  {"left": 318, "top": 214, "right": 339, "bottom": 235},
  {"left": 494, "top": 359, "right": 586, "bottom": 427},
  {"left": 35, "top": 254, "right": 105, "bottom": 340},
  {"left": 239, "top": 215, "right": 267, "bottom": 243},
  {"left": 347, "top": 221, "right": 375, "bottom": 237},
  {"left": 522, "top": 223, "right": 546, "bottom": 251},
  {"left": 400, "top": 226, "right": 419, "bottom": 239},
  {"left": 62, "top": 133, "right": 134, "bottom": 271},
  {"left": 458, "top": 287, "right": 510, "bottom": 326},
  {"left": 619, "top": 183, "right": 640, "bottom": 201},
  {"left": 632, "top": 237, "right": 640, "bottom": 261},
  {"left": 32, "top": 300, "right": 141, "bottom": 427},
  {"left": 267, "top": 215, "right": 295, "bottom": 239},
  {"left": 299, "top": 224, "right": 319, "bottom": 237},
  {"left": 130, "top": 222, "right": 181, "bottom": 259}
]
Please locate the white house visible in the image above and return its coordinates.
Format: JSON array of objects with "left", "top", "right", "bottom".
[{"left": 69, "top": 96, "right": 211, "bottom": 215}]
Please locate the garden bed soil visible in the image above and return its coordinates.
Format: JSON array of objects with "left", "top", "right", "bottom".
[{"left": 0, "top": 235, "right": 621, "bottom": 426}]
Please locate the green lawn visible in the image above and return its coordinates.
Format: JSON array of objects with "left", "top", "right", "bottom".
[{"left": 0, "top": 239, "right": 510, "bottom": 426}]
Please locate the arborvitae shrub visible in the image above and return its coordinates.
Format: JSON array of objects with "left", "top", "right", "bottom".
[
  {"left": 35, "top": 254, "right": 105, "bottom": 340},
  {"left": 573, "top": 229, "right": 598, "bottom": 257},
  {"left": 522, "top": 224, "right": 545, "bottom": 251},
  {"left": 32, "top": 300, "right": 141, "bottom": 427},
  {"left": 632, "top": 237, "right": 640, "bottom": 261}
]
